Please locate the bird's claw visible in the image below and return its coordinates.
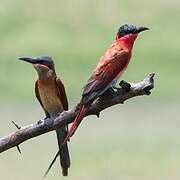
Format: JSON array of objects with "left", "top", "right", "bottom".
[
  {"left": 37, "top": 117, "right": 53, "bottom": 128},
  {"left": 61, "top": 111, "right": 69, "bottom": 116},
  {"left": 37, "top": 119, "right": 44, "bottom": 125},
  {"left": 57, "top": 111, "right": 69, "bottom": 120},
  {"left": 37, "top": 119, "right": 48, "bottom": 128},
  {"left": 112, "top": 86, "right": 121, "bottom": 91}
]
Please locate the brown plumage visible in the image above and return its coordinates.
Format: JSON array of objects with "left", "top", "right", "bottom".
[
  {"left": 36, "top": 78, "right": 70, "bottom": 176},
  {"left": 18, "top": 56, "right": 70, "bottom": 176}
]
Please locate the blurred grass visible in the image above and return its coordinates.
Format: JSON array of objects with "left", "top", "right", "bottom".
[{"left": 0, "top": 0, "right": 179, "bottom": 103}]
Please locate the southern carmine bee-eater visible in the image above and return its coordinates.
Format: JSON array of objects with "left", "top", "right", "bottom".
[
  {"left": 64, "top": 24, "right": 149, "bottom": 142},
  {"left": 18, "top": 56, "right": 70, "bottom": 176},
  {"left": 44, "top": 24, "right": 149, "bottom": 176}
]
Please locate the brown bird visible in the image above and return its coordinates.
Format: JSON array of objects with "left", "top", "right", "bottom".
[{"left": 18, "top": 56, "right": 70, "bottom": 176}]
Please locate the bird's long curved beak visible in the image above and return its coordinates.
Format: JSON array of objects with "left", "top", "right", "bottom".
[
  {"left": 136, "top": 27, "right": 149, "bottom": 33},
  {"left": 18, "top": 57, "right": 40, "bottom": 64}
]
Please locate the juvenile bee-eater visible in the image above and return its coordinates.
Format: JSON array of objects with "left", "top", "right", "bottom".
[
  {"left": 18, "top": 56, "right": 70, "bottom": 176},
  {"left": 64, "top": 24, "right": 149, "bottom": 142}
]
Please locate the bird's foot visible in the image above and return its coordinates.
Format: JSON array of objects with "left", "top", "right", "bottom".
[
  {"left": 37, "top": 117, "right": 51, "bottom": 128},
  {"left": 37, "top": 119, "right": 46, "bottom": 128},
  {"left": 100, "top": 87, "right": 115, "bottom": 97},
  {"left": 37, "top": 119, "right": 44, "bottom": 125},
  {"left": 57, "top": 111, "right": 70, "bottom": 124},
  {"left": 57, "top": 111, "right": 67, "bottom": 117},
  {"left": 112, "top": 86, "right": 121, "bottom": 91}
]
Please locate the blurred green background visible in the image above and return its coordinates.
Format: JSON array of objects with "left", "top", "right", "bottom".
[{"left": 0, "top": 0, "right": 179, "bottom": 180}]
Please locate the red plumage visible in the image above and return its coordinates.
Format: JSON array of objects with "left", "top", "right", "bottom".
[
  {"left": 63, "top": 33, "right": 138, "bottom": 145},
  {"left": 63, "top": 105, "right": 87, "bottom": 143}
]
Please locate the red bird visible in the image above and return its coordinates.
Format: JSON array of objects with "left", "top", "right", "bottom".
[
  {"left": 44, "top": 24, "right": 149, "bottom": 176},
  {"left": 64, "top": 24, "right": 149, "bottom": 142}
]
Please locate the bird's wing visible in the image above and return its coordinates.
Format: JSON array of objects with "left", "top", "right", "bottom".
[
  {"left": 56, "top": 78, "right": 69, "bottom": 111},
  {"left": 35, "top": 80, "right": 49, "bottom": 117},
  {"left": 83, "top": 47, "right": 130, "bottom": 96}
]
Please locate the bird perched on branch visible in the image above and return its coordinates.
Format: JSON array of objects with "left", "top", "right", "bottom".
[
  {"left": 18, "top": 56, "right": 70, "bottom": 176},
  {"left": 64, "top": 24, "right": 149, "bottom": 142},
  {"left": 43, "top": 24, "right": 149, "bottom": 177}
]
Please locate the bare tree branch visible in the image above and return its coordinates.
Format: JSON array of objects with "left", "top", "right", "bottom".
[{"left": 0, "top": 73, "right": 155, "bottom": 153}]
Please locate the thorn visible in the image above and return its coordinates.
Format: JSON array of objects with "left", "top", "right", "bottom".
[
  {"left": 12, "top": 120, "right": 21, "bottom": 129},
  {"left": 16, "top": 145, "right": 21, "bottom": 154},
  {"left": 11, "top": 121, "right": 22, "bottom": 154},
  {"left": 144, "top": 89, "right": 151, "bottom": 95},
  {"left": 96, "top": 112, "right": 100, "bottom": 118},
  {"left": 149, "top": 73, "right": 155, "bottom": 78}
]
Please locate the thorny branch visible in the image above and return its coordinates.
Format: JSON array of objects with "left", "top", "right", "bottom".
[{"left": 0, "top": 73, "right": 155, "bottom": 153}]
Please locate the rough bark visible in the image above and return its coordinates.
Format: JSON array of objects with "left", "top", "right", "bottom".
[{"left": 0, "top": 73, "right": 155, "bottom": 153}]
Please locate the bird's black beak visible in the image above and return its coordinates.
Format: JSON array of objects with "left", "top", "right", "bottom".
[
  {"left": 18, "top": 57, "right": 40, "bottom": 64},
  {"left": 136, "top": 26, "right": 149, "bottom": 33}
]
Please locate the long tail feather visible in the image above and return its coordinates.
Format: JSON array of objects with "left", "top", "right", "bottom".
[
  {"left": 63, "top": 105, "right": 87, "bottom": 144},
  {"left": 43, "top": 105, "right": 87, "bottom": 178},
  {"left": 56, "top": 128, "right": 70, "bottom": 176},
  {"left": 43, "top": 127, "right": 71, "bottom": 178},
  {"left": 43, "top": 150, "right": 60, "bottom": 178}
]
